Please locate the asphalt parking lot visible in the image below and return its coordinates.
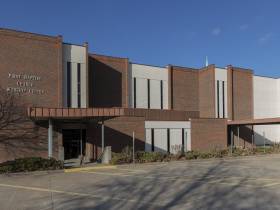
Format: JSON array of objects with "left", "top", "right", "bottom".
[{"left": 1, "top": 154, "right": 280, "bottom": 210}]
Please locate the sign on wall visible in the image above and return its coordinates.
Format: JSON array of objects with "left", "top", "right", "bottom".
[{"left": 6, "top": 73, "right": 46, "bottom": 95}]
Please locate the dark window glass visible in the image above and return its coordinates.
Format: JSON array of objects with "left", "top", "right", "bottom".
[
  {"left": 222, "top": 81, "right": 225, "bottom": 118},
  {"left": 77, "top": 63, "right": 81, "bottom": 108},
  {"left": 160, "top": 80, "right": 163, "bottom": 109},
  {"left": 182, "top": 128, "right": 184, "bottom": 151},
  {"left": 67, "top": 62, "right": 72, "bottom": 107},
  {"left": 217, "top": 80, "right": 220, "bottom": 118},
  {"left": 151, "top": 128, "right": 154, "bottom": 152},
  {"left": 147, "top": 79, "right": 150, "bottom": 109},
  {"left": 167, "top": 128, "right": 170, "bottom": 153},
  {"left": 134, "top": 78, "right": 137, "bottom": 108}
]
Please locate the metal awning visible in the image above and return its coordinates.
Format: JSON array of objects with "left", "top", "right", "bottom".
[
  {"left": 228, "top": 117, "right": 280, "bottom": 125},
  {"left": 27, "top": 107, "right": 199, "bottom": 121}
]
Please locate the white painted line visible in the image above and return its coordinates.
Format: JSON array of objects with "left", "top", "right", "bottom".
[
  {"left": 262, "top": 182, "right": 280, "bottom": 187},
  {"left": 0, "top": 183, "right": 163, "bottom": 207}
]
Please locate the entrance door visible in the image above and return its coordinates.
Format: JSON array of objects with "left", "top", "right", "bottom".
[{"left": 63, "top": 129, "right": 86, "bottom": 160}]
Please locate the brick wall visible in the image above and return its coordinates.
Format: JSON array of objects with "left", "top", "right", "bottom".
[
  {"left": 170, "top": 66, "right": 199, "bottom": 111},
  {"left": 0, "top": 119, "right": 61, "bottom": 163},
  {"left": 0, "top": 29, "right": 63, "bottom": 163},
  {"left": 191, "top": 118, "right": 227, "bottom": 151},
  {"left": 0, "top": 28, "right": 63, "bottom": 107},
  {"left": 87, "top": 116, "right": 145, "bottom": 160},
  {"left": 88, "top": 54, "right": 129, "bottom": 108},
  {"left": 227, "top": 66, "right": 253, "bottom": 120},
  {"left": 198, "top": 65, "right": 216, "bottom": 118}
]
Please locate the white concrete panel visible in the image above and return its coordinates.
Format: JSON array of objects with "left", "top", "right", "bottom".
[
  {"left": 81, "top": 63, "right": 87, "bottom": 108},
  {"left": 131, "top": 63, "right": 168, "bottom": 81},
  {"left": 215, "top": 68, "right": 228, "bottom": 118},
  {"left": 215, "top": 68, "right": 227, "bottom": 81},
  {"left": 154, "top": 129, "right": 168, "bottom": 153},
  {"left": 71, "top": 63, "right": 78, "bottom": 108},
  {"left": 136, "top": 78, "right": 148, "bottom": 108},
  {"left": 184, "top": 128, "right": 191, "bottom": 151},
  {"left": 130, "top": 63, "right": 168, "bottom": 109},
  {"left": 145, "top": 121, "right": 191, "bottom": 129},
  {"left": 163, "top": 81, "right": 168, "bottom": 109},
  {"left": 150, "top": 80, "right": 161, "bottom": 109},
  {"left": 145, "top": 129, "right": 152, "bottom": 152},
  {"left": 219, "top": 81, "right": 224, "bottom": 118},
  {"left": 253, "top": 76, "right": 280, "bottom": 118},
  {"left": 63, "top": 44, "right": 86, "bottom": 63},
  {"left": 170, "top": 129, "right": 182, "bottom": 154},
  {"left": 253, "top": 76, "right": 280, "bottom": 143},
  {"left": 63, "top": 43, "right": 87, "bottom": 108},
  {"left": 63, "top": 64, "right": 68, "bottom": 107},
  {"left": 145, "top": 121, "right": 191, "bottom": 153},
  {"left": 254, "top": 125, "right": 280, "bottom": 144}
]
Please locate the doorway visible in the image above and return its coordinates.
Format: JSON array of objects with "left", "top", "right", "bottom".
[{"left": 63, "top": 129, "right": 86, "bottom": 160}]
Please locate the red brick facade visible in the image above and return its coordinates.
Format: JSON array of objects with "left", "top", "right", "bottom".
[
  {"left": 198, "top": 65, "right": 216, "bottom": 118},
  {"left": 87, "top": 116, "right": 145, "bottom": 160},
  {"left": 0, "top": 29, "right": 62, "bottom": 162},
  {"left": 191, "top": 118, "right": 228, "bottom": 151},
  {"left": 88, "top": 54, "right": 129, "bottom": 108},
  {"left": 169, "top": 66, "right": 199, "bottom": 112},
  {"left": 0, "top": 28, "right": 261, "bottom": 163}
]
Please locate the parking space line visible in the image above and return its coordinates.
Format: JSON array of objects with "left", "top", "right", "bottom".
[
  {"left": 262, "top": 182, "right": 280, "bottom": 187},
  {"left": 0, "top": 183, "right": 163, "bottom": 207}
]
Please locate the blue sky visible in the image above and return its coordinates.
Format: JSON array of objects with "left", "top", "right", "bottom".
[{"left": 1, "top": 0, "right": 280, "bottom": 77}]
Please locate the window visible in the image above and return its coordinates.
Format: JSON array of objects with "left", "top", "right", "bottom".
[
  {"left": 133, "top": 77, "right": 137, "bottom": 108},
  {"left": 77, "top": 63, "right": 81, "bottom": 108},
  {"left": 147, "top": 79, "right": 150, "bottom": 109},
  {"left": 217, "top": 80, "right": 220, "bottom": 118},
  {"left": 151, "top": 128, "right": 155, "bottom": 152},
  {"left": 160, "top": 80, "right": 163, "bottom": 109},
  {"left": 67, "top": 62, "right": 72, "bottom": 107},
  {"left": 167, "top": 128, "right": 170, "bottom": 153},
  {"left": 182, "top": 128, "right": 184, "bottom": 152},
  {"left": 222, "top": 81, "right": 225, "bottom": 118}
]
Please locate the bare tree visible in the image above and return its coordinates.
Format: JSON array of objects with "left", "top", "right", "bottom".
[{"left": 0, "top": 86, "right": 47, "bottom": 160}]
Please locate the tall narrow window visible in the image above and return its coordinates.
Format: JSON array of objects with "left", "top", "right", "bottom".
[
  {"left": 167, "top": 129, "right": 170, "bottom": 153},
  {"left": 67, "top": 62, "right": 72, "bottom": 107},
  {"left": 77, "top": 63, "right": 81, "bottom": 108},
  {"left": 147, "top": 79, "right": 150, "bottom": 109},
  {"left": 160, "top": 80, "right": 163, "bottom": 109},
  {"left": 222, "top": 81, "right": 225, "bottom": 118},
  {"left": 134, "top": 78, "right": 137, "bottom": 108},
  {"left": 151, "top": 128, "right": 154, "bottom": 152},
  {"left": 182, "top": 128, "right": 185, "bottom": 152},
  {"left": 217, "top": 80, "right": 220, "bottom": 118}
]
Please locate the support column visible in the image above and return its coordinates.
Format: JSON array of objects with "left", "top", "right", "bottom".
[
  {"left": 101, "top": 121, "right": 104, "bottom": 153},
  {"left": 48, "top": 119, "right": 53, "bottom": 158},
  {"left": 237, "top": 126, "right": 240, "bottom": 147},
  {"left": 230, "top": 126, "right": 233, "bottom": 155},
  {"left": 80, "top": 127, "right": 83, "bottom": 156},
  {"left": 251, "top": 125, "right": 254, "bottom": 148}
]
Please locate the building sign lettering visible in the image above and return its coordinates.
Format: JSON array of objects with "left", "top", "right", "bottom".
[{"left": 6, "top": 73, "right": 46, "bottom": 95}]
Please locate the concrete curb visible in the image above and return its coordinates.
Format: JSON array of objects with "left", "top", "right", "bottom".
[
  {"left": 64, "top": 165, "right": 117, "bottom": 173},
  {"left": 115, "top": 153, "right": 280, "bottom": 168}
]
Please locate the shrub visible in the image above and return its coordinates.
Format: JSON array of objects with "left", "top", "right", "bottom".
[
  {"left": 136, "top": 151, "right": 167, "bottom": 163},
  {"left": 185, "top": 151, "right": 200, "bottom": 160},
  {"left": 110, "top": 152, "right": 132, "bottom": 165},
  {"left": 0, "top": 157, "right": 64, "bottom": 173}
]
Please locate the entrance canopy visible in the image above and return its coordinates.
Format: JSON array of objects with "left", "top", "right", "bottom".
[
  {"left": 27, "top": 107, "right": 199, "bottom": 121},
  {"left": 228, "top": 118, "right": 280, "bottom": 126}
]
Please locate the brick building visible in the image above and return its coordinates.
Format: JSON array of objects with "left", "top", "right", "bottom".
[{"left": 0, "top": 28, "right": 278, "bottom": 163}]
